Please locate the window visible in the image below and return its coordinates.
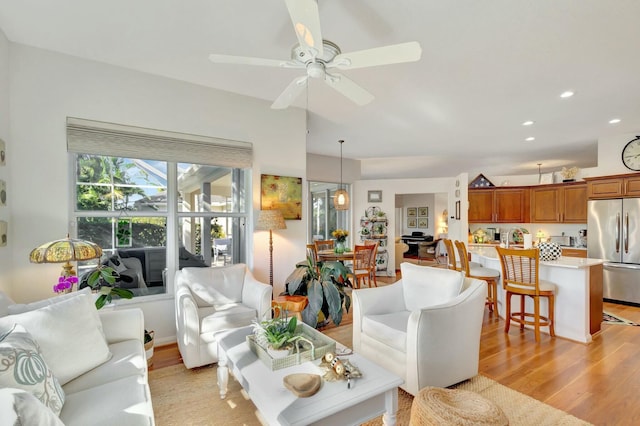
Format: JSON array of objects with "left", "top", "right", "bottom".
[
  {"left": 68, "top": 118, "right": 252, "bottom": 299},
  {"left": 309, "top": 182, "right": 349, "bottom": 241}
]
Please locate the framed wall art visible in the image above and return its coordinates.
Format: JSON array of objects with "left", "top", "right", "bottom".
[
  {"left": 407, "top": 207, "right": 417, "bottom": 217},
  {"left": 0, "top": 180, "right": 5, "bottom": 206},
  {"left": 418, "top": 218, "right": 428, "bottom": 228},
  {"left": 368, "top": 190, "right": 382, "bottom": 203},
  {"left": 418, "top": 207, "right": 428, "bottom": 217},
  {"left": 0, "top": 138, "right": 5, "bottom": 166},
  {"left": 260, "top": 174, "right": 302, "bottom": 220},
  {"left": 455, "top": 201, "right": 461, "bottom": 220},
  {"left": 407, "top": 218, "right": 417, "bottom": 228}
]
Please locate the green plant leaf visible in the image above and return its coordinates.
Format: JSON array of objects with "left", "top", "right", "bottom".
[
  {"left": 301, "top": 279, "right": 323, "bottom": 328},
  {"left": 95, "top": 294, "right": 108, "bottom": 310},
  {"left": 322, "top": 280, "right": 342, "bottom": 326}
]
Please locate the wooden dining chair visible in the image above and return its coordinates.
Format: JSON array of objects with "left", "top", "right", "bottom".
[
  {"left": 348, "top": 245, "right": 376, "bottom": 289},
  {"left": 314, "top": 239, "right": 334, "bottom": 252},
  {"left": 363, "top": 240, "right": 379, "bottom": 287},
  {"left": 495, "top": 247, "right": 556, "bottom": 342},
  {"left": 454, "top": 240, "right": 500, "bottom": 313},
  {"left": 306, "top": 244, "right": 320, "bottom": 273}
]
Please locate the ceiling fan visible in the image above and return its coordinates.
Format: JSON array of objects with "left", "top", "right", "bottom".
[{"left": 208, "top": 0, "right": 422, "bottom": 109}]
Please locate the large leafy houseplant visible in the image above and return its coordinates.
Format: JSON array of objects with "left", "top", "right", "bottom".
[
  {"left": 84, "top": 265, "right": 134, "bottom": 309},
  {"left": 284, "top": 258, "right": 351, "bottom": 328}
]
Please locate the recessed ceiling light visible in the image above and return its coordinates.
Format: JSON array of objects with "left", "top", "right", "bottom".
[
  {"left": 525, "top": 137, "right": 535, "bottom": 141},
  {"left": 609, "top": 118, "right": 621, "bottom": 124},
  {"left": 560, "top": 91, "right": 574, "bottom": 98},
  {"left": 522, "top": 120, "right": 534, "bottom": 126}
]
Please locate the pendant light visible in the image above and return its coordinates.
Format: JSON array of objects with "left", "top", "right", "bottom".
[{"left": 334, "top": 139, "right": 350, "bottom": 210}]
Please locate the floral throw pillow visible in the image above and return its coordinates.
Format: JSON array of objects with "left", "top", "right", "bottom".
[{"left": 0, "top": 324, "right": 65, "bottom": 416}]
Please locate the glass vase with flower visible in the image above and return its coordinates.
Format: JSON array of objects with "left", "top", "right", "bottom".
[{"left": 332, "top": 229, "right": 349, "bottom": 254}]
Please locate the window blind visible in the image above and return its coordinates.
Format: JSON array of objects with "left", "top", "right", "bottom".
[{"left": 67, "top": 117, "right": 253, "bottom": 168}]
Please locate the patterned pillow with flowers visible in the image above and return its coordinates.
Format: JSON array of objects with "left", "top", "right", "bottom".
[{"left": 0, "top": 324, "right": 65, "bottom": 416}]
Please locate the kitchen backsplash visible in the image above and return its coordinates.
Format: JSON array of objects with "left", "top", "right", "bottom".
[{"left": 470, "top": 223, "right": 587, "bottom": 246}]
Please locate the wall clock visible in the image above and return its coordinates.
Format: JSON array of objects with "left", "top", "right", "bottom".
[{"left": 622, "top": 136, "right": 640, "bottom": 171}]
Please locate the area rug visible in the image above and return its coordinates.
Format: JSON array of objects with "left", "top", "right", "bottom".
[
  {"left": 148, "top": 365, "right": 591, "bottom": 425},
  {"left": 603, "top": 311, "right": 640, "bottom": 326}
]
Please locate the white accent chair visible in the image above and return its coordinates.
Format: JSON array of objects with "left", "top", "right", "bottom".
[
  {"left": 353, "top": 263, "right": 487, "bottom": 396},
  {"left": 175, "top": 263, "right": 272, "bottom": 368}
]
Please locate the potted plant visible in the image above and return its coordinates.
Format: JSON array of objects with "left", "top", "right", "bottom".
[
  {"left": 252, "top": 313, "right": 300, "bottom": 358},
  {"left": 83, "top": 265, "right": 134, "bottom": 309},
  {"left": 284, "top": 257, "right": 351, "bottom": 328},
  {"left": 144, "top": 329, "right": 155, "bottom": 366}
]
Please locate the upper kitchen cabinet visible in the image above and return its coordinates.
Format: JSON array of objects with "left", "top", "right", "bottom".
[
  {"left": 586, "top": 173, "right": 640, "bottom": 199},
  {"left": 469, "top": 188, "right": 530, "bottom": 223},
  {"left": 530, "top": 182, "right": 587, "bottom": 223}
]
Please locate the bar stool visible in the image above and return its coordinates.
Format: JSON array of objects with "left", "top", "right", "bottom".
[
  {"left": 443, "top": 239, "right": 480, "bottom": 271},
  {"left": 495, "top": 247, "right": 555, "bottom": 342},
  {"left": 454, "top": 240, "right": 500, "bottom": 313}
]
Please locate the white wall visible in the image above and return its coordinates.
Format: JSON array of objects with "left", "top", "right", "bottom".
[
  {"left": 306, "top": 153, "right": 360, "bottom": 183},
  {"left": 7, "top": 43, "right": 306, "bottom": 344},
  {"left": 0, "top": 30, "right": 10, "bottom": 296}
]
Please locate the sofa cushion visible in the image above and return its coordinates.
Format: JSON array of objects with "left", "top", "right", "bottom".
[
  {"left": 362, "top": 311, "right": 411, "bottom": 352},
  {"left": 8, "top": 287, "right": 91, "bottom": 315},
  {"left": 199, "top": 304, "right": 256, "bottom": 333},
  {"left": 0, "top": 324, "right": 65, "bottom": 416},
  {"left": 62, "top": 340, "right": 146, "bottom": 394},
  {"left": 0, "top": 293, "right": 112, "bottom": 386},
  {"left": 0, "top": 388, "right": 64, "bottom": 426},
  {"left": 184, "top": 264, "right": 246, "bottom": 307},
  {"left": 401, "top": 263, "right": 465, "bottom": 311},
  {"left": 60, "top": 374, "right": 153, "bottom": 426},
  {"left": 0, "top": 290, "right": 15, "bottom": 317}
]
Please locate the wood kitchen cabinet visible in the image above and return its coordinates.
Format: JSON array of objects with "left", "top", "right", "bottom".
[
  {"left": 469, "top": 188, "right": 529, "bottom": 223},
  {"left": 586, "top": 173, "right": 640, "bottom": 198},
  {"left": 530, "top": 182, "right": 587, "bottom": 223}
]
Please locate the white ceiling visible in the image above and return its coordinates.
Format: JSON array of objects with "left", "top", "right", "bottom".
[{"left": 1, "top": 0, "right": 639, "bottom": 179}]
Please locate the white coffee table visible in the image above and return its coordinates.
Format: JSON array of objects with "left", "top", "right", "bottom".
[{"left": 216, "top": 326, "right": 404, "bottom": 426}]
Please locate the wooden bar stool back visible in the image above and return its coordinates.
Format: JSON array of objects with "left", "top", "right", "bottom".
[
  {"left": 454, "top": 240, "right": 500, "bottom": 313},
  {"left": 443, "top": 239, "right": 458, "bottom": 270},
  {"left": 495, "top": 247, "right": 556, "bottom": 342}
]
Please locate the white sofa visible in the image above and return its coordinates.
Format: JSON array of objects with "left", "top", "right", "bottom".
[
  {"left": 175, "top": 263, "right": 272, "bottom": 369},
  {"left": 0, "top": 290, "right": 154, "bottom": 426},
  {"left": 353, "top": 263, "right": 487, "bottom": 396}
]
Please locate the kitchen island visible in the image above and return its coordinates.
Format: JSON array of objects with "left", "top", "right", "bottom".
[{"left": 468, "top": 246, "right": 603, "bottom": 343}]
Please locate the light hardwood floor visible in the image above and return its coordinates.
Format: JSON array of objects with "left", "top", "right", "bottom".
[{"left": 152, "top": 273, "right": 640, "bottom": 425}]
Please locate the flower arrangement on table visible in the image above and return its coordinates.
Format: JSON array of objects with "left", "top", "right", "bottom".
[
  {"left": 53, "top": 275, "right": 78, "bottom": 294},
  {"left": 331, "top": 229, "right": 349, "bottom": 242}
]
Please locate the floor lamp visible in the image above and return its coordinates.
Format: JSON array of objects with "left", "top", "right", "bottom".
[{"left": 256, "top": 210, "right": 287, "bottom": 288}]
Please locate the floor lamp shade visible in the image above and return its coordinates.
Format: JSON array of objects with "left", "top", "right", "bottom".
[
  {"left": 29, "top": 235, "right": 103, "bottom": 277},
  {"left": 256, "top": 210, "right": 286, "bottom": 289}
]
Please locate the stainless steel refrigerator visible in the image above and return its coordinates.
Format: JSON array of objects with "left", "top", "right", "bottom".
[{"left": 588, "top": 198, "right": 640, "bottom": 304}]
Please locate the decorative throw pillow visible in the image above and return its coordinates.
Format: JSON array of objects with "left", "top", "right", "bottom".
[
  {"left": 8, "top": 287, "right": 91, "bottom": 315},
  {"left": 0, "top": 325, "right": 65, "bottom": 416},
  {"left": 0, "top": 293, "right": 111, "bottom": 386},
  {"left": 401, "top": 263, "right": 465, "bottom": 311}
]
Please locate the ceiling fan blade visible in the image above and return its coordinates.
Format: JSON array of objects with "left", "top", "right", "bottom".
[
  {"left": 284, "top": 0, "right": 323, "bottom": 58},
  {"left": 325, "top": 73, "right": 374, "bottom": 106},
  {"left": 271, "top": 75, "right": 309, "bottom": 109},
  {"left": 330, "top": 41, "right": 422, "bottom": 70},
  {"left": 209, "top": 53, "right": 299, "bottom": 68}
]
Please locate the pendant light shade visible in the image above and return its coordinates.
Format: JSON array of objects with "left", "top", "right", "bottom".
[{"left": 334, "top": 139, "right": 349, "bottom": 210}]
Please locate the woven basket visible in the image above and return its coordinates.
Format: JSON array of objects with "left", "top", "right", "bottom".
[{"left": 144, "top": 330, "right": 155, "bottom": 367}]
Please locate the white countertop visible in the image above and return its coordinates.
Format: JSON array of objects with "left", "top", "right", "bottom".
[{"left": 468, "top": 245, "right": 603, "bottom": 269}]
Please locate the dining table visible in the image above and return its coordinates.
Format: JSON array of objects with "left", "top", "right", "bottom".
[{"left": 317, "top": 249, "right": 354, "bottom": 262}]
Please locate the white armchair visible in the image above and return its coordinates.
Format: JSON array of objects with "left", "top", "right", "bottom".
[
  {"left": 175, "top": 263, "right": 272, "bottom": 368},
  {"left": 353, "top": 263, "right": 486, "bottom": 396}
]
